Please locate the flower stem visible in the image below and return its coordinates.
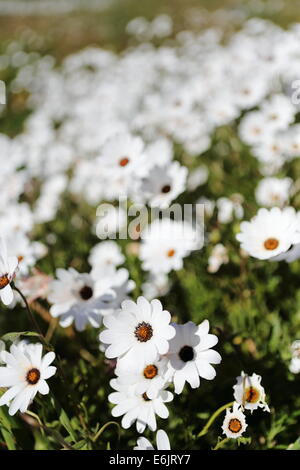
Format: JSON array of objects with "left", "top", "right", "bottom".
[
  {"left": 12, "top": 283, "right": 45, "bottom": 342},
  {"left": 213, "top": 437, "right": 229, "bottom": 450},
  {"left": 197, "top": 401, "right": 234, "bottom": 438}
]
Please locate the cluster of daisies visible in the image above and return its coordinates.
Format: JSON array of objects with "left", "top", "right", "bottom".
[
  {"left": 0, "top": 8, "right": 299, "bottom": 447},
  {"left": 222, "top": 372, "right": 269, "bottom": 440},
  {"left": 99, "top": 297, "right": 221, "bottom": 434}
]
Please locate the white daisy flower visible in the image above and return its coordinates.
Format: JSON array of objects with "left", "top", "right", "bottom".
[
  {"left": 93, "top": 267, "right": 135, "bottom": 316},
  {"left": 48, "top": 268, "right": 115, "bottom": 331},
  {"left": 289, "top": 340, "right": 300, "bottom": 374},
  {"left": 116, "top": 356, "right": 169, "bottom": 399},
  {"left": 140, "top": 219, "right": 201, "bottom": 275},
  {"left": 208, "top": 244, "right": 229, "bottom": 273},
  {"left": 97, "top": 132, "right": 144, "bottom": 176},
  {"left": 255, "top": 177, "right": 293, "bottom": 208},
  {"left": 236, "top": 207, "right": 300, "bottom": 260},
  {"left": 100, "top": 297, "right": 175, "bottom": 367},
  {"left": 0, "top": 237, "right": 18, "bottom": 306},
  {"left": 134, "top": 429, "right": 171, "bottom": 450},
  {"left": 166, "top": 320, "right": 221, "bottom": 394},
  {"left": 233, "top": 371, "right": 270, "bottom": 413},
  {"left": 108, "top": 378, "right": 173, "bottom": 433},
  {"left": 221, "top": 402, "right": 248, "bottom": 439},
  {"left": 0, "top": 342, "right": 56, "bottom": 416},
  {"left": 134, "top": 162, "right": 187, "bottom": 209},
  {"left": 88, "top": 241, "right": 125, "bottom": 273}
]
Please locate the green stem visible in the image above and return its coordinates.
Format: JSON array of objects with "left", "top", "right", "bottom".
[
  {"left": 12, "top": 283, "right": 45, "bottom": 341},
  {"left": 197, "top": 401, "right": 234, "bottom": 438},
  {"left": 93, "top": 421, "right": 121, "bottom": 444},
  {"left": 213, "top": 437, "right": 229, "bottom": 450}
]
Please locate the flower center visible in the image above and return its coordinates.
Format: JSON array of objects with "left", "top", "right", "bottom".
[
  {"left": 161, "top": 184, "right": 171, "bottom": 194},
  {"left": 228, "top": 418, "right": 242, "bottom": 433},
  {"left": 263, "top": 238, "right": 279, "bottom": 250},
  {"left": 143, "top": 364, "right": 158, "bottom": 379},
  {"left": 142, "top": 392, "right": 151, "bottom": 401},
  {"left": 0, "top": 274, "right": 10, "bottom": 290},
  {"left": 167, "top": 249, "right": 175, "bottom": 258},
  {"left": 79, "top": 285, "right": 93, "bottom": 300},
  {"left": 119, "top": 157, "right": 129, "bottom": 167},
  {"left": 135, "top": 322, "right": 153, "bottom": 342},
  {"left": 244, "top": 386, "right": 260, "bottom": 404},
  {"left": 179, "top": 345, "right": 194, "bottom": 362},
  {"left": 26, "top": 368, "right": 41, "bottom": 385}
]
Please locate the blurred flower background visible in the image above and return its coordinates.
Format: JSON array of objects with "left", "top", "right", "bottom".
[{"left": 0, "top": 0, "right": 300, "bottom": 451}]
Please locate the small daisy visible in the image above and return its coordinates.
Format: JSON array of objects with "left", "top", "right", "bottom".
[
  {"left": 222, "top": 402, "right": 248, "bottom": 439},
  {"left": 0, "top": 342, "right": 56, "bottom": 416},
  {"left": 88, "top": 241, "right": 125, "bottom": 274},
  {"left": 108, "top": 378, "right": 173, "bottom": 433},
  {"left": 236, "top": 207, "right": 300, "bottom": 260},
  {"left": 100, "top": 297, "right": 175, "bottom": 367},
  {"left": 134, "top": 429, "right": 171, "bottom": 450},
  {"left": 140, "top": 219, "right": 201, "bottom": 275},
  {"left": 97, "top": 132, "right": 144, "bottom": 176},
  {"left": 116, "top": 356, "right": 169, "bottom": 399},
  {"left": 289, "top": 341, "right": 300, "bottom": 374},
  {"left": 207, "top": 244, "right": 229, "bottom": 273},
  {"left": 233, "top": 371, "right": 270, "bottom": 413},
  {"left": 166, "top": 320, "right": 221, "bottom": 394},
  {"left": 134, "top": 162, "right": 187, "bottom": 209},
  {"left": 48, "top": 268, "right": 115, "bottom": 331},
  {"left": 255, "top": 177, "right": 293, "bottom": 208},
  {"left": 0, "top": 237, "right": 18, "bottom": 306}
]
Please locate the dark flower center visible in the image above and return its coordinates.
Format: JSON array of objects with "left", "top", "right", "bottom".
[
  {"left": 228, "top": 418, "right": 242, "bottom": 433},
  {"left": 0, "top": 274, "right": 9, "bottom": 290},
  {"left": 26, "top": 368, "right": 41, "bottom": 385},
  {"left": 161, "top": 184, "right": 171, "bottom": 193},
  {"left": 244, "top": 386, "right": 260, "bottom": 404},
  {"left": 143, "top": 364, "right": 158, "bottom": 379},
  {"left": 135, "top": 322, "right": 153, "bottom": 342},
  {"left": 79, "top": 285, "right": 93, "bottom": 300},
  {"left": 142, "top": 392, "right": 151, "bottom": 401},
  {"left": 179, "top": 345, "right": 194, "bottom": 362}
]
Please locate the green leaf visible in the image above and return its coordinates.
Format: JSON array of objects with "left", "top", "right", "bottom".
[
  {"left": 59, "top": 408, "right": 77, "bottom": 442},
  {"left": 0, "top": 406, "right": 17, "bottom": 450},
  {"left": 287, "top": 438, "right": 300, "bottom": 450},
  {"left": 1, "top": 331, "right": 40, "bottom": 343}
]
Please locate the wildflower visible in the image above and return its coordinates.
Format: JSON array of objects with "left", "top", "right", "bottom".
[
  {"left": 0, "top": 238, "right": 18, "bottom": 306},
  {"left": 108, "top": 378, "right": 173, "bottom": 433},
  {"left": 236, "top": 207, "right": 300, "bottom": 260},
  {"left": 0, "top": 343, "right": 56, "bottom": 416},
  {"left": 134, "top": 429, "right": 171, "bottom": 450},
  {"left": 166, "top": 320, "right": 221, "bottom": 394},
  {"left": 222, "top": 402, "right": 248, "bottom": 439},
  {"left": 100, "top": 297, "right": 175, "bottom": 366},
  {"left": 233, "top": 371, "right": 270, "bottom": 413}
]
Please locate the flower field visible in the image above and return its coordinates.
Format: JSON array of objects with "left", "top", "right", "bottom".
[{"left": 0, "top": 0, "right": 300, "bottom": 452}]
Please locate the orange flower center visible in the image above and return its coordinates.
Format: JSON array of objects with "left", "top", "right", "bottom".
[
  {"left": 244, "top": 386, "right": 260, "bottom": 404},
  {"left": 143, "top": 364, "right": 158, "bottom": 379},
  {"left": 135, "top": 322, "right": 153, "bottom": 342},
  {"left": 167, "top": 249, "right": 175, "bottom": 258},
  {"left": 26, "top": 368, "right": 41, "bottom": 385},
  {"left": 264, "top": 238, "right": 279, "bottom": 250},
  {"left": 119, "top": 157, "right": 129, "bottom": 167},
  {"left": 228, "top": 418, "right": 242, "bottom": 433},
  {"left": 0, "top": 274, "right": 10, "bottom": 290}
]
